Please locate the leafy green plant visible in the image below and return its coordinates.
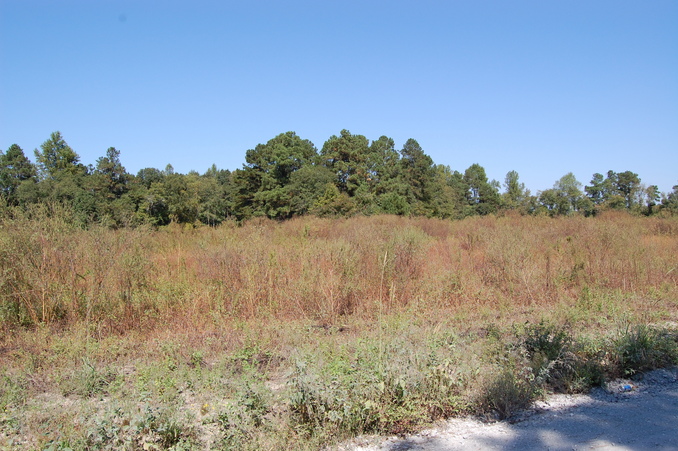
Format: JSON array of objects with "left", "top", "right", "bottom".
[
  {"left": 189, "top": 350, "right": 205, "bottom": 368},
  {"left": 61, "top": 357, "right": 116, "bottom": 397},
  {"left": 521, "top": 322, "right": 603, "bottom": 393},
  {"left": 613, "top": 324, "right": 678, "bottom": 375},
  {"left": 522, "top": 322, "right": 572, "bottom": 362},
  {"left": 132, "top": 405, "right": 195, "bottom": 450},
  {"left": 217, "top": 384, "right": 271, "bottom": 449},
  {"left": 288, "top": 360, "right": 380, "bottom": 439}
]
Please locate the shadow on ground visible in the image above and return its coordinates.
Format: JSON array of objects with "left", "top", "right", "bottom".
[{"left": 376, "top": 369, "right": 678, "bottom": 451}]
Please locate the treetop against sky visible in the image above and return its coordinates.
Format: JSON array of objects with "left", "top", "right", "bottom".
[{"left": 1, "top": 1, "right": 676, "bottom": 193}]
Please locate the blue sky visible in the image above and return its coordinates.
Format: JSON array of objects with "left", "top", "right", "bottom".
[{"left": 1, "top": 0, "right": 676, "bottom": 194}]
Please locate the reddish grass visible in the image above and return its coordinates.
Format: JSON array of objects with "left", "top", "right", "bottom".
[{"left": 1, "top": 213, "right": 676, "bottom": 335}]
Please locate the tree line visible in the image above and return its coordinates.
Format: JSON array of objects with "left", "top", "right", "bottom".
[{"left": 1, "top": 130, "right": 676, "bottom": 227}]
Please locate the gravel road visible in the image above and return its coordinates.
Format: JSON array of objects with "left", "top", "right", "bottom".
[{"left": 349, "top": 367, "right": 678, "bottom": 451}]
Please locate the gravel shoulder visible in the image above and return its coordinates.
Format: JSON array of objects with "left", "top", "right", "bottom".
[{"left": 348, "top": 367, "right": 678, "bottom": 451}]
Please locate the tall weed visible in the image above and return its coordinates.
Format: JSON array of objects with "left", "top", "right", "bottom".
[{"left": 1, "top": 211, "right": 675, "bottom": 338}]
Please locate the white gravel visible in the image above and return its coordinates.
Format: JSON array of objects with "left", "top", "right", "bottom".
[{"left": 345, "top": 367, "right": 678, "bottom": 451}]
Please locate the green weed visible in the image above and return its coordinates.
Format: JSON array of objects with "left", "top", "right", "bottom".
[
  {"left": 478, "top": 369, "right": 537, "bottom": 420},
  {"left": 60, "top": 357, "right": 116, "bottom": 398},
  {"left": 521, "top": 321, "right": 604, "bottom": 393},
  {"left": 613, "top": 324, "right": 678, "bottom": 375}
]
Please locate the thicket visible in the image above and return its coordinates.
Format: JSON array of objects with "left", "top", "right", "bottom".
[{"left": 2, "top": 130, "right": 676, "bottom": 228}]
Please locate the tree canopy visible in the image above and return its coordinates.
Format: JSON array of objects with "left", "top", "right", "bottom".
[{"left": 1, "top": 130, "right": 675, "bottom": 226}]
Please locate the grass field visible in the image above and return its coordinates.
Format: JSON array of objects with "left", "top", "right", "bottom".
[{"left": 1, "top": 210, "right": 677, "bottom": 449}]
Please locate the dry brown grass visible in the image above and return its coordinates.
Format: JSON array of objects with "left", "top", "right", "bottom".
[
  {"left": 1, "top": 212, "right": 676, "bottom": 335},
  {"left": 1, "top": 211, "right": 676, "bottom": 448}
]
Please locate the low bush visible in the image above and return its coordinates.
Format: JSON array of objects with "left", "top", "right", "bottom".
[
  {"left": 478, "top": 369, "right": 537, "bottom": 420},
  {"left": 521, "top": 322, "right": 604, "bottom": 393},
  {"left": 613, "top": 325, "right": 678, "bottom": 376}
]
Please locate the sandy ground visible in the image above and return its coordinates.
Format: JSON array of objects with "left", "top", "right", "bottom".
[{"left": 348, "top": 367, "right": 678, "bottom": 451}]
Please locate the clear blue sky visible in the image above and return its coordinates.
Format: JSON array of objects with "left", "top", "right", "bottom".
[{"left": 1, "top": 0, "right": 676, "bottom": 194}]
